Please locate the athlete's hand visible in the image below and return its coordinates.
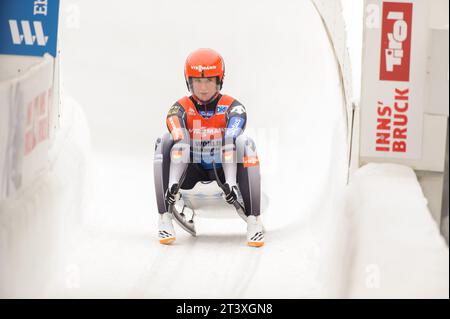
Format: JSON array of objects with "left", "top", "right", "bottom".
[
  {"left": 223, "top": 183, "right": 238, "bottom": 205},
  {"left": 165, "top": 184, "right": 180, "bottom": 206}
]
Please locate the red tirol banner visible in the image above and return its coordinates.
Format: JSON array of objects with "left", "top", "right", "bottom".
[
  {"left": 379, "top": 2, "right": 413, "bottom": 82},
  {"left": 360, "top": 0, "right": 429, "bottom": 159}
]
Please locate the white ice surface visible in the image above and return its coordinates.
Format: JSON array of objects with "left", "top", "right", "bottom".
[{"left": 47, "top": 0, "right": 350, "bottom": 298}]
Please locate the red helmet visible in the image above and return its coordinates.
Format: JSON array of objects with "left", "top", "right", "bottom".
[{"left": 184, "top": 48, "right": 225, "bottom": 91}]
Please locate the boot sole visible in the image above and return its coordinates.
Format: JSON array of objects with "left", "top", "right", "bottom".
[
  {"left": 159, "top": 237, "right": 176, "bottom": 245},
  {"left": 247, "top": 241, "right": 264, "bottom": 247}
]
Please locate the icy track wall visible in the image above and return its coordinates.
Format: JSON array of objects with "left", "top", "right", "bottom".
[
  {"left": 309, "top": 0, "right": 357, "bottom": 296},
  {"left": 0, "top": 53, "right": 90, "bottom": 297},
  {"left": 312, "top": 0, "right": 354, "bottom": 158}
]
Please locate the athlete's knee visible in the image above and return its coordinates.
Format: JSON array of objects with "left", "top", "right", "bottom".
[
  {"left": 235, "top": 135, "right": 258, "bottom": 165},
  {"left": 154, "top": 133, "right": 173, "bottom": 157},
  {"left": 170, "top": 141, "right": 190, "bottom": 164},
  {"left": 154, "top": 133, "right": 191, "bottom": 164}
]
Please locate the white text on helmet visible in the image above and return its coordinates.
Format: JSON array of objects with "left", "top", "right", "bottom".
[{"left": 191, "top": 65, "right": 217, "bottom": 72}]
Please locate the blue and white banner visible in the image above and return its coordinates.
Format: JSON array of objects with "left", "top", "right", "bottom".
[{"left": 0, "top": 0, "right": 60, "bottom": 57}]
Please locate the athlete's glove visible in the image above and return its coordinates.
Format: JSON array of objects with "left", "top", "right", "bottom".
[
  {"left": 223, "top": 183, "right": 238, "bottom": 205},
  {"left": 165, "top": 184, "right": 180, "bottom": 206}
]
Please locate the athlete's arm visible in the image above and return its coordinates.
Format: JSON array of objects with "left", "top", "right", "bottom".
[
  {"left": 166, "top": 103, "right": 188, "bottom": 143},
  {"left": 222, "top": 100, "right": 247, "bottom": 190},
  {"left": 224, "top": 100, "right": 247, "bottom": 145}
]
